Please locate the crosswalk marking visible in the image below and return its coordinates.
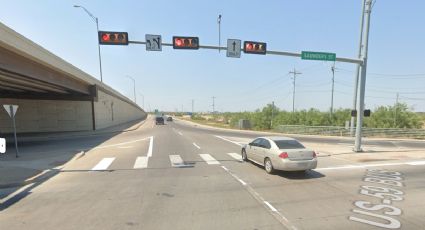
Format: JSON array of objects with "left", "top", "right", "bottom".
[
  {"left": 169, "top": 155, "right": 186, "bottom": 167},
  {"left": 199, "top": 154, "right": 220, "bottom": 165},
  {"left": 227, "top": 153, "right": 242, "bottom": 162},
  {"left": 91, "top": 157, "right": 115, "bottom": 171},
  {"left": 134, "top": 156, "right": 148, "bottom": 169}
]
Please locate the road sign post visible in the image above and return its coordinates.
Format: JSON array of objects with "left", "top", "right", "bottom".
[
  {"left": 301, "top": 51, "right": 336, "bottom": 61},
  {"left": 3, "top": 105, "right": 19, "bottom": 158},
  {"left": 226, "top": 39, "right": 241, "bottom": 58},
  {"left": 0, "top": 138, "right": 5, "bottom": 154}
]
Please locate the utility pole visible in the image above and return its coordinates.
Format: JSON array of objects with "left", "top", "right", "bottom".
[
  {"left": 192, "top": 99, "right": 194, "bottom": 114},
  {"left": 330, "top": 64, "right": 336, "bottom": 119},
  {"left": 217, "top": 14, "right": 222, "bottom": 52},
  {"left": 289, "top": 68, "right": 302, "bottom": 113},
  {"left": 212, "top": 96, "right": 216, "bottom": 114},
  {"left": 354, "top": 0, "right": 373, "bottom": 152},
  {"left": 351, "top": 0, "right": 367, "bottom": 136},
  {"left": 394, "top": 93, "right": 399, "bottom": 127},
  {"left": 271, "top": 101, "right": 275, "bottom": 129}
]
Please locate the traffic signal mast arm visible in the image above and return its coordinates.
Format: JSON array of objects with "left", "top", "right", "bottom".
[{"left": 127, "top": 40, "right": 363, "bottom": 65}]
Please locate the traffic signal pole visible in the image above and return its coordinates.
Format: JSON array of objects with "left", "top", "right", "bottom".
[
  {"left": 351, "top": 0, "right": 367, "bottom": 136},
  {"left": 354, "top": 0, "right": 373, "bottom": 152}
]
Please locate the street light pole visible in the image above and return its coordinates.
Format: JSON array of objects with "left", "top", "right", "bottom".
[
  {"left": 217, "top": 14, "right": 222, "bottom": 52},
  {"left": 126, "top": 75, "right": 136, "bottom": 103},
  {"left": 74, "top": 5, "right": 103, "bottom": 82}
]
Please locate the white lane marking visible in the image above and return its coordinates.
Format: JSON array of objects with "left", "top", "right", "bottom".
[
  {"left": 316, "top": 160, "right": 425, "bottom": 171},
  {"left": 25, "top": 169, "right": 51, "bottom": 182},
  {"left": 0, "top": 183, "right": 35, "bottom": 204},
  {"left": 407, "top": 160, "right": 425, "bottom": 166},
  {"left": 117, "top": 146, "right": 133, "bottom": 149},
  {"left": 264, "top": 201, "right": 278, "bottom": 212},
  {"left": 94, "top": 137, "right": 149, "bottom": 149},
  {"left": 134, "top": 156, "right": 148, "bottom": 169},
  {"left": 169, "top": 155, "right": 186, "bottom": 167},
  {"left": 178, "top": 131, "right": 183, "bottom": 136},
  {"left": 215, "top": 135, "right": 243, "bottom": 146},
  {"left": 193, "top": 143, "right": 201, "bottom": 149},
  {"left": 227, "top": 153, "right": 243, "bottom": 162},
  {"left": 199, "top": 154, "right": 220, "bottom": 165},
  {"left": 91, "top": 157, "right": 115, "bottom": 171},
  {"left": 147, "top": 136, "right": 154, "bottom": 157},
  {"left": 219, "top": 165, "right": 296, "bottom": 229}
]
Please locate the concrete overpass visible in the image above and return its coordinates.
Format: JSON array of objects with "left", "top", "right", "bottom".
[{"left": 0, "top": 22, "right": 146, "bottom": 133}]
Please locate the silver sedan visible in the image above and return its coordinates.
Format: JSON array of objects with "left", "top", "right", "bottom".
[{"left": 241, "top": 136, "right": 317, "bottom": 174}]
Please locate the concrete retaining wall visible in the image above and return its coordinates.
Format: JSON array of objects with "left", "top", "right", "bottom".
[
  {"left": 0, "top": 99, "right": 92, "bottom": 133},
  {"left": 94, "top": 89, "right": 146, "bottom": 130}
]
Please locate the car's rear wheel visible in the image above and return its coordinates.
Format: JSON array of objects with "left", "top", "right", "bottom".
[
  {"left": 241, "top": 149, "right": 248, "bottom": 162},
  {"left": 264, "top": 158, "right": 275, "bottom": 174}
]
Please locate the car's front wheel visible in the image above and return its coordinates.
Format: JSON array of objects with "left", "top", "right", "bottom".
[
  {"left": 241, "top": 149, "right": 248, "bottom": 162},
  {"left": 264, "top": 158, "right": 275, "bottom": 174}
]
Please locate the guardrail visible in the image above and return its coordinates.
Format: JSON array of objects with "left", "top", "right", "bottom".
[{"left": 274, "top": 125, "right": 425, "bottom": 139}]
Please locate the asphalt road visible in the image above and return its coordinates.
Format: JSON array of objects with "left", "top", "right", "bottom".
[{"left": 0, "top": 117, "right": 424, "bottom": 230}]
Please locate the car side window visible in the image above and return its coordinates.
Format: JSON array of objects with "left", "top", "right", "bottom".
[
  {"left": 260, "top": 139, "right": 271, "bottom": 149},
  {"left": 252, "top": 138, "right": 262, "bottom": 147}
]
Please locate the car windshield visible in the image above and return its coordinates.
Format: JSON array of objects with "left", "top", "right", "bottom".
[{"left": 274, "top": 140, "right": 305, "bottom": 149}]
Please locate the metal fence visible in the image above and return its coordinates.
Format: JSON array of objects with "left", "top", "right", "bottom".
[{"left": 274, "top": 125, "right": 425, "bottom": 139}]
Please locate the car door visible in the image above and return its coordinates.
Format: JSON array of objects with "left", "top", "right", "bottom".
[
  {"left": 258, "top": 139, "right": 272, "bottom": 164},
  {"left": 247, "top": 138, "right": 262, "bottom": 162}
]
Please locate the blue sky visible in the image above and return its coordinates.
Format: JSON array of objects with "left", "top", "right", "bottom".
[{"left": 1, "top": 0, "right": 424, "bottom": 112}]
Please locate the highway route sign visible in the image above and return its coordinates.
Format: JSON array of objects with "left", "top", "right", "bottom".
[
  {"left": 227, "top": 39, "right": 241, "bottom": 58},
  {"left": 145, "top": 34, "right": 162, "bottom": 51}
]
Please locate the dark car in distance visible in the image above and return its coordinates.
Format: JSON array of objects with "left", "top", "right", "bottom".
[
  {"left": 155, "top": 116, "right": 165, "bottom": 125},
  {"left": 166, "top": 116, "right": 173, "bottom": 122}
]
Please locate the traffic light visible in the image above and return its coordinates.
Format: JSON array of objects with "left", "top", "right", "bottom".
[
  {"left": 364, "top": 109, "right": 371, "bottom": 117},
  {"left": 351, "top": 110, "right": 357, "bottom": 117},
  {"left": 243, "top": 41, "right": 267, "bottom": 55},
  {"left": 173, "top": 36, "right": 199, "bottom": 49},
  {"left": 98, "top": 31, "right": 129, "bottom": 45}
]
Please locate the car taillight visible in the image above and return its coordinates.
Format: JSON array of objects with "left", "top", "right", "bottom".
[
  {"left": 279, "top": 152, "right": 288, "bottom": 159},
  {"left": 313, "top": 151, "right": 317, "bottom": 158}
]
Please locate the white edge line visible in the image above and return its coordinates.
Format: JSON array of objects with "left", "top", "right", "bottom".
[
  {"left": 215, "top": 135, "right": 243, "bottom": 146},
  {"left": 147, "top": 136, "right": 154, "bottom": 157},
  {"left": 236, "top": 178, "right": 247, "bottom": 186},
  {"left": 264, "top": 201, "right": 278, "bottom": 212},
  {"left": 178, "top": 131, "right": 183, "bottom": 136},
  {"left": 0, "top": 183, "right": 35, "bottom": 204}
]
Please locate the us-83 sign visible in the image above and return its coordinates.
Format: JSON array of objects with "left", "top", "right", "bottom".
[{"left": 145, "top": 34, "right": 162, "bottom": 51}]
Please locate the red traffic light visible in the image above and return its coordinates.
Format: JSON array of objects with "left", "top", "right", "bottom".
[
  {"left": 173, "top": 36, "right": 199, "bottom": 49},
  {"left": 98, "top": 31, "right": 129, "bottom": 45},
  {"left": 243, "top": 41, "right": 267, "bottom": 55}
]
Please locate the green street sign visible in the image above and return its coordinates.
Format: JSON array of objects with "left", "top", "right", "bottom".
[{"left": 301, "top": 51, "right": 336, "bottom": 61}]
